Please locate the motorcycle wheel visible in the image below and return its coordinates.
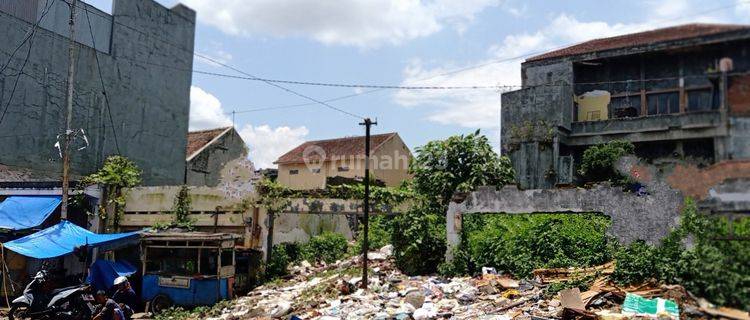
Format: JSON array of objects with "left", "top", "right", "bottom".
[{"left": 8, "top": 304, "right": 31, "bottom": 320}]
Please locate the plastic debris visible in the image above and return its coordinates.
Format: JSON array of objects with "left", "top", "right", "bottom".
[{"left": 622, "top": 293, "right": 680, "bottom": 319}]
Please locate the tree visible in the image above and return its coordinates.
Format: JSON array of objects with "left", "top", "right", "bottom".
[
  {"left": 409, "top": 129, "right": 515, "bottom": 209},
  {"left": 79, "top": 155, "right": 142, "bottom": 231},
  {"left": 392, "top": 130, "right": 515, "bottom": 274}
]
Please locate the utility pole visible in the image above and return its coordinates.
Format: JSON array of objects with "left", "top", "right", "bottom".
[
  {"left": 61, "top": 0, "right": 77, "bottom": 220},
  {"left": 359, "top": 118, "right": 377, "bottom": 289}
]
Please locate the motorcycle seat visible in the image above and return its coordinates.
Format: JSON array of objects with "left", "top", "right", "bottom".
[{"left": 50, "top": 285, "right": 83, "bottom": 295}]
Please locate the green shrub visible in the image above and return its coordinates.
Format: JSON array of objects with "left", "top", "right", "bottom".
[
  {"left": 613, "top": 200, "right": 750, "bottom": 310},
  {"left": 395, "top": 131, "right": 514, "bottom": 275},
  {"left": 392, "top": 208, "right": 446, "bottom": 275},
  {"left": 611, "top": 240, "right": 658, "bottom": 285},
  {"left": 301, "top": 232, "right": 349, "bottom": 263},
  {"left": 352, "top": 215, "right": 392, "bottom": 255},
  {"left": 457, "top": 213, "right": 614, "bottom": 278},
  {"left": 264, "top": 243, "right": 301, "bottom": 280},
  {"left": 579, "top": 140, "right": 634, "bottom": 183}
]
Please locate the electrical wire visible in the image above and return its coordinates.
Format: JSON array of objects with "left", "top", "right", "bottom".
[
  {"left": 0, "top": 0, "right": 53, "bottom": 75},
  {"left": 32, "top": 0, "right": 750, "bottom": 118},
  {"left": 83, "top": 3, "right": 120, "bottom": 154},
  {"left": 194, "top": 52, "right": 366, "bottom": 119},
  {"left": 0, "top": 0, "right": 54, "bottom": 127}
]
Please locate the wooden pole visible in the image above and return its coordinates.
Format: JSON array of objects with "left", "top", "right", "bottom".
[
  {"left": 61, "top": 0, "right": 78, "bottom": 220},
  {"left": 2, "top": 246, "right": 10, "bottom": 307},
  {"left": 359, "top": 118, "right": 376, "bottom": 289}
]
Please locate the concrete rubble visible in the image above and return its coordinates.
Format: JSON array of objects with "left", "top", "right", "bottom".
[{"left": 201, "top": 245, "right": 748, "bottom": 320}]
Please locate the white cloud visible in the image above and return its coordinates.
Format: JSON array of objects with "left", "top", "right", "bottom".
[
  {"left": 189, "top": 86, "right": 232, "bottom": 131},
  {"left": 182, "top": 0, "right": 498, "bottom": 48},
  {"left": 238, "top": 125, "right": 309, "bottom": 168},
  {"left": 738, "top": 0, "right": 750, "bottom": 16}
]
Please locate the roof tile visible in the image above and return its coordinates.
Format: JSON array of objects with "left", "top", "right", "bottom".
[
  {"left": 526, "top": 23, "right": 750, "bottom": 62},
  {"left": 186, "top": 127, "right": 231, "bottom": 159},
  {"left": 275, "top": 133, "right": 397, "bottom": 164}
]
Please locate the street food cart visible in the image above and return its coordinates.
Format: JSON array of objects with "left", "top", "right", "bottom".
[{"left": 140, "top": 232, "right": 239, "bottom": 313}]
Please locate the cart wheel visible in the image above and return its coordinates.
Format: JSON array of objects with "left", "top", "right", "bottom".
[{"left": 150, "top": 294, "right": 173, "bottom": 314}]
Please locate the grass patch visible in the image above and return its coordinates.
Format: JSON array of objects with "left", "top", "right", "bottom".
[{"left": 445, "top": 213, "right": 614, "bottom": 278}]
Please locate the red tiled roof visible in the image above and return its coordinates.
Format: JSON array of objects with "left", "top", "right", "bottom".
[
  {"left": 275, "top": 133, "right": 398, "bottom": 164},
  {"left": 186, "top": 127, "right": 232, "bottom": 159},
  {"left": 526, "top": 23, "right": 750, "bottom": 62}
]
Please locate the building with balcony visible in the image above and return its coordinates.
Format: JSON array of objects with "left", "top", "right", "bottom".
[{"left": 501, "top": 23, "right": 750, "bottom": 189}]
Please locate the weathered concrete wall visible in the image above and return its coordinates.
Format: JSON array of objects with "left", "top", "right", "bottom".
[
  {"left": 187, "top": 128, "right": 251, "bottom": 187},
  {"left": 122, "top": 188, "right": 383, "bottom": 258},
  {"left": 0, "top": 0, "right": 195, "bottom": 185},
  {"left": 501, "top": 84, "right": 572, "bottom": 189},
  {"left": 271, "top": 212, "right": 356, "bottom": 245},
  {"left": 522, "top": 60, "right": 573, "bottom": 87},
  {"left": 445, "top": 184, "right": 684, "bottom": 261}
]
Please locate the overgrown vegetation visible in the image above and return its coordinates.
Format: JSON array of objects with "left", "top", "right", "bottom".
[
  {"left": 74, "top": 155, "right": 141, "bottom": 231},
  {"left": 153, "top": 185, "right": 195, "bottom": 231},
  {"left": 265, "top": 243, "right": 302, "bottom": 280},
  {"left": 441, "top": 213, "right": 614, "bottom": 278},
  {"left": 264, "top": 232, "right": 350, "bottom": 280},
  {"left": 612, "top": 200, "right": 750, "bottom": 309},
  {"left": 301, "top": 231, "right": 349, "bottom": 263},
  {"left": 579, "top": 140, "right": 634, "bottom": 183},
  {"left": 351, "top": 215, "right": 393, "bottom": 255},
  {"left": 393, "top": 130, "right": 515, "bottom": 275}
]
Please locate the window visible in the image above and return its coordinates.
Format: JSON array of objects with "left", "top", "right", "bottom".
[
  {"left": 647, "top": 92, "right": 679, "bottom": 115},
  {"left": 311, "top": 168, "right": 321, "bottom": 173},
  {"left": 145, "top": 248, "right": 199, "bottom": 275},
  {"left": 687, "top": 89, "right": 714, "bottom": 112},
  {"left": 610, "top": 96, "right": 641, "bottom": 118},
  {"left": 289, "top": 169, "right": 299, "bottom": 175},
  {"left": 338, "top": 166, "right": 349, "bottom": 172}
]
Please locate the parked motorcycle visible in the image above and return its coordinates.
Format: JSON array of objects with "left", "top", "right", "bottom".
[{"left": 9, "top": 270, "right": 97, "bottom": 320}]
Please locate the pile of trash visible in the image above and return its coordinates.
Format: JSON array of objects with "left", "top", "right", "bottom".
[{"left": 207, "top": 245, "right": 748, "bottom": 320}]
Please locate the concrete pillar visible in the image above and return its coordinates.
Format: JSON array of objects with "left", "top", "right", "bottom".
[{"left": 445, "top": 202, "right": 463, "bottom": 262}]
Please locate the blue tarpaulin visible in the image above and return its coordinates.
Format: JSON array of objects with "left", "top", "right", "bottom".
[
  {"left": 2, "top": 221, "right": 140, "bottom": 259},
  {"left": 0, "top": 196, "right": 61, "bottom": 230},
  {"left": 87, "top": 259, "right": 137, "bottom": 291}
]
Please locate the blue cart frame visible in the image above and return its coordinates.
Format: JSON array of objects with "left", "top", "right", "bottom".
[{"left": 139, "top": 232, "right": 238, "bottom": 312}]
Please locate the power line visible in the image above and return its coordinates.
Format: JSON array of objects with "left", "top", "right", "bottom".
[
  {"left": 53, "top": 0, "right": 750, "bottom": 117},
  {"left": 0, "top": 0, "right": 54, "bottom": 127},
  {"left": 192, "top": 69, "right": 519, "bottom": 90},
  {"left": 194, "top": 52, "right": 366, "bottom": 119},
  {"left": 83, "top": 3, "right": 120, "bottom": 154},
  {"left": 0, "top": 0, "right": 53, "bottom": 75}
]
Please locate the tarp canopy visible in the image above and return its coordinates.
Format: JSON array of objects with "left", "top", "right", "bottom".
[
  {"left": 87, "top": 259, "right": 137, "bottom": 291},
  {"left": 0, "top": 196, "right": 60, "bottom": 230},
  {"left": 2, "top": 221, "right": 140, "bottom": 259}
]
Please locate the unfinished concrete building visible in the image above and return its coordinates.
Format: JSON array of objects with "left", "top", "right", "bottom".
[
  {"left": 445, "top": 24, "right": 750, "bottom": 259},
  {"left": 0, "top": 0, "right": 196, "bottom": 185},
  {"left": 501, "top": 23, "right": 750, "bottom": 190}
]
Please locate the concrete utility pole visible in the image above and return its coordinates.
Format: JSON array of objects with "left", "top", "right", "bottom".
[
  {"left": 61, "top": 0, "right": 78, "bottom": 220},
  {"left": 359, "top": 118, "right": 377, "bottom": 289}
]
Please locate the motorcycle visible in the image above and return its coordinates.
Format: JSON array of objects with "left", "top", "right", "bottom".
[{"left": 9, "top": 270, "right": 97, "bottom": 320}]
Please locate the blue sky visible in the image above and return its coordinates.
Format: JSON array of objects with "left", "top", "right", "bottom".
[{"left": 86, "top": 0, "right": 750, "bottom": 168}]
